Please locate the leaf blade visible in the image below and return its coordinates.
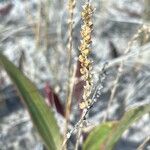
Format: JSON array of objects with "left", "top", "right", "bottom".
[
  {"left": 0, "top": 53, "right": 62, "bottom": 150},
  {"left": 105, "top": 104, "right": 150, "bottom": 150},
  {"left": 83, "top": 122, "right": 118, "bottom": 150},
  {"left": 83, "top": 104, "right": 150, "bottom": 150}
]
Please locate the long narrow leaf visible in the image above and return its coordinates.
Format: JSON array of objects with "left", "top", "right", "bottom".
[
  {"left": 83, "top": 122, "right": 118, "bottom": 150},
  {"left": 105, "top": 104, "right": 150, "bottom": 150},
  {"left": 0, "top": 53, "right": 62, "bottom": 150},
  {"left": 83, "top": 104, "right": 150, "bottom": 150}
]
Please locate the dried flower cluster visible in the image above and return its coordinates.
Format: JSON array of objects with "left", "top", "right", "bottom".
[{"left": 78, "top": 3, "right": 94, "bottom": 109}]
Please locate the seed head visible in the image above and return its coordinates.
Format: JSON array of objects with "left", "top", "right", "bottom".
[{"left": 78, "top": 3, "right": 94, "bottom": 109}]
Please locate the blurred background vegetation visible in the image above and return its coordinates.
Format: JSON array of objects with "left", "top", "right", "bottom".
[{"left": 0, "top": 0, "right": 150, "bottom": 150}]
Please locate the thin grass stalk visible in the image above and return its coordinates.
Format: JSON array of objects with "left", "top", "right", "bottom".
[
  {"left": 62, "top": 66, "right": 77, "bottom": 150},
  {"left": 74, "top": 127, "right": 82, "bottom": 150},
  {"left": 67, "top": 0, "right": 76, "bottom": 70},
  {"left": 44, "top": 0, "right": 51, "bottom": 51},
  {"left": 103, "top": 25, "right": 149, "bottom": 122},
  {"left": 24, "top": 1, "right": 37, "bottom": 39},
  {"left": 63, "top": 1, "right": 76, "bottom": 148},
  {"left": 137, "top": 136, "right": 150, "bottom": 150},
  {"left": 35, "top": 0, "right": 42, "bottom": 48}
]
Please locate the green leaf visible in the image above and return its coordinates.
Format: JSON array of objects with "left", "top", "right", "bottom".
[
  {"left": 105, "top": 104, "right": 150, "bottom": 150},
  {"left": 0, "top": 53, "right": 62, "bottom": 150},
  {"left": 83, "top": 104, "right": 150, "bottom": 150},
  {"left": 83, "top": 122, "right": 118, "bottom": 150}
]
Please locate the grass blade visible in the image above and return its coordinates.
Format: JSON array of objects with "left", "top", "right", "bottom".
[
  {"left": 105, "top": 104, "right": 150, "bottom": 150},
  {"left": 83, "top": 122, "right": 118, "bottom": 150},
  {"left": 0, "top": 53, "right": 62, "bottom": 150},
  {"left": 83, "top": 104, "right": 150, "bottom": 150}
]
